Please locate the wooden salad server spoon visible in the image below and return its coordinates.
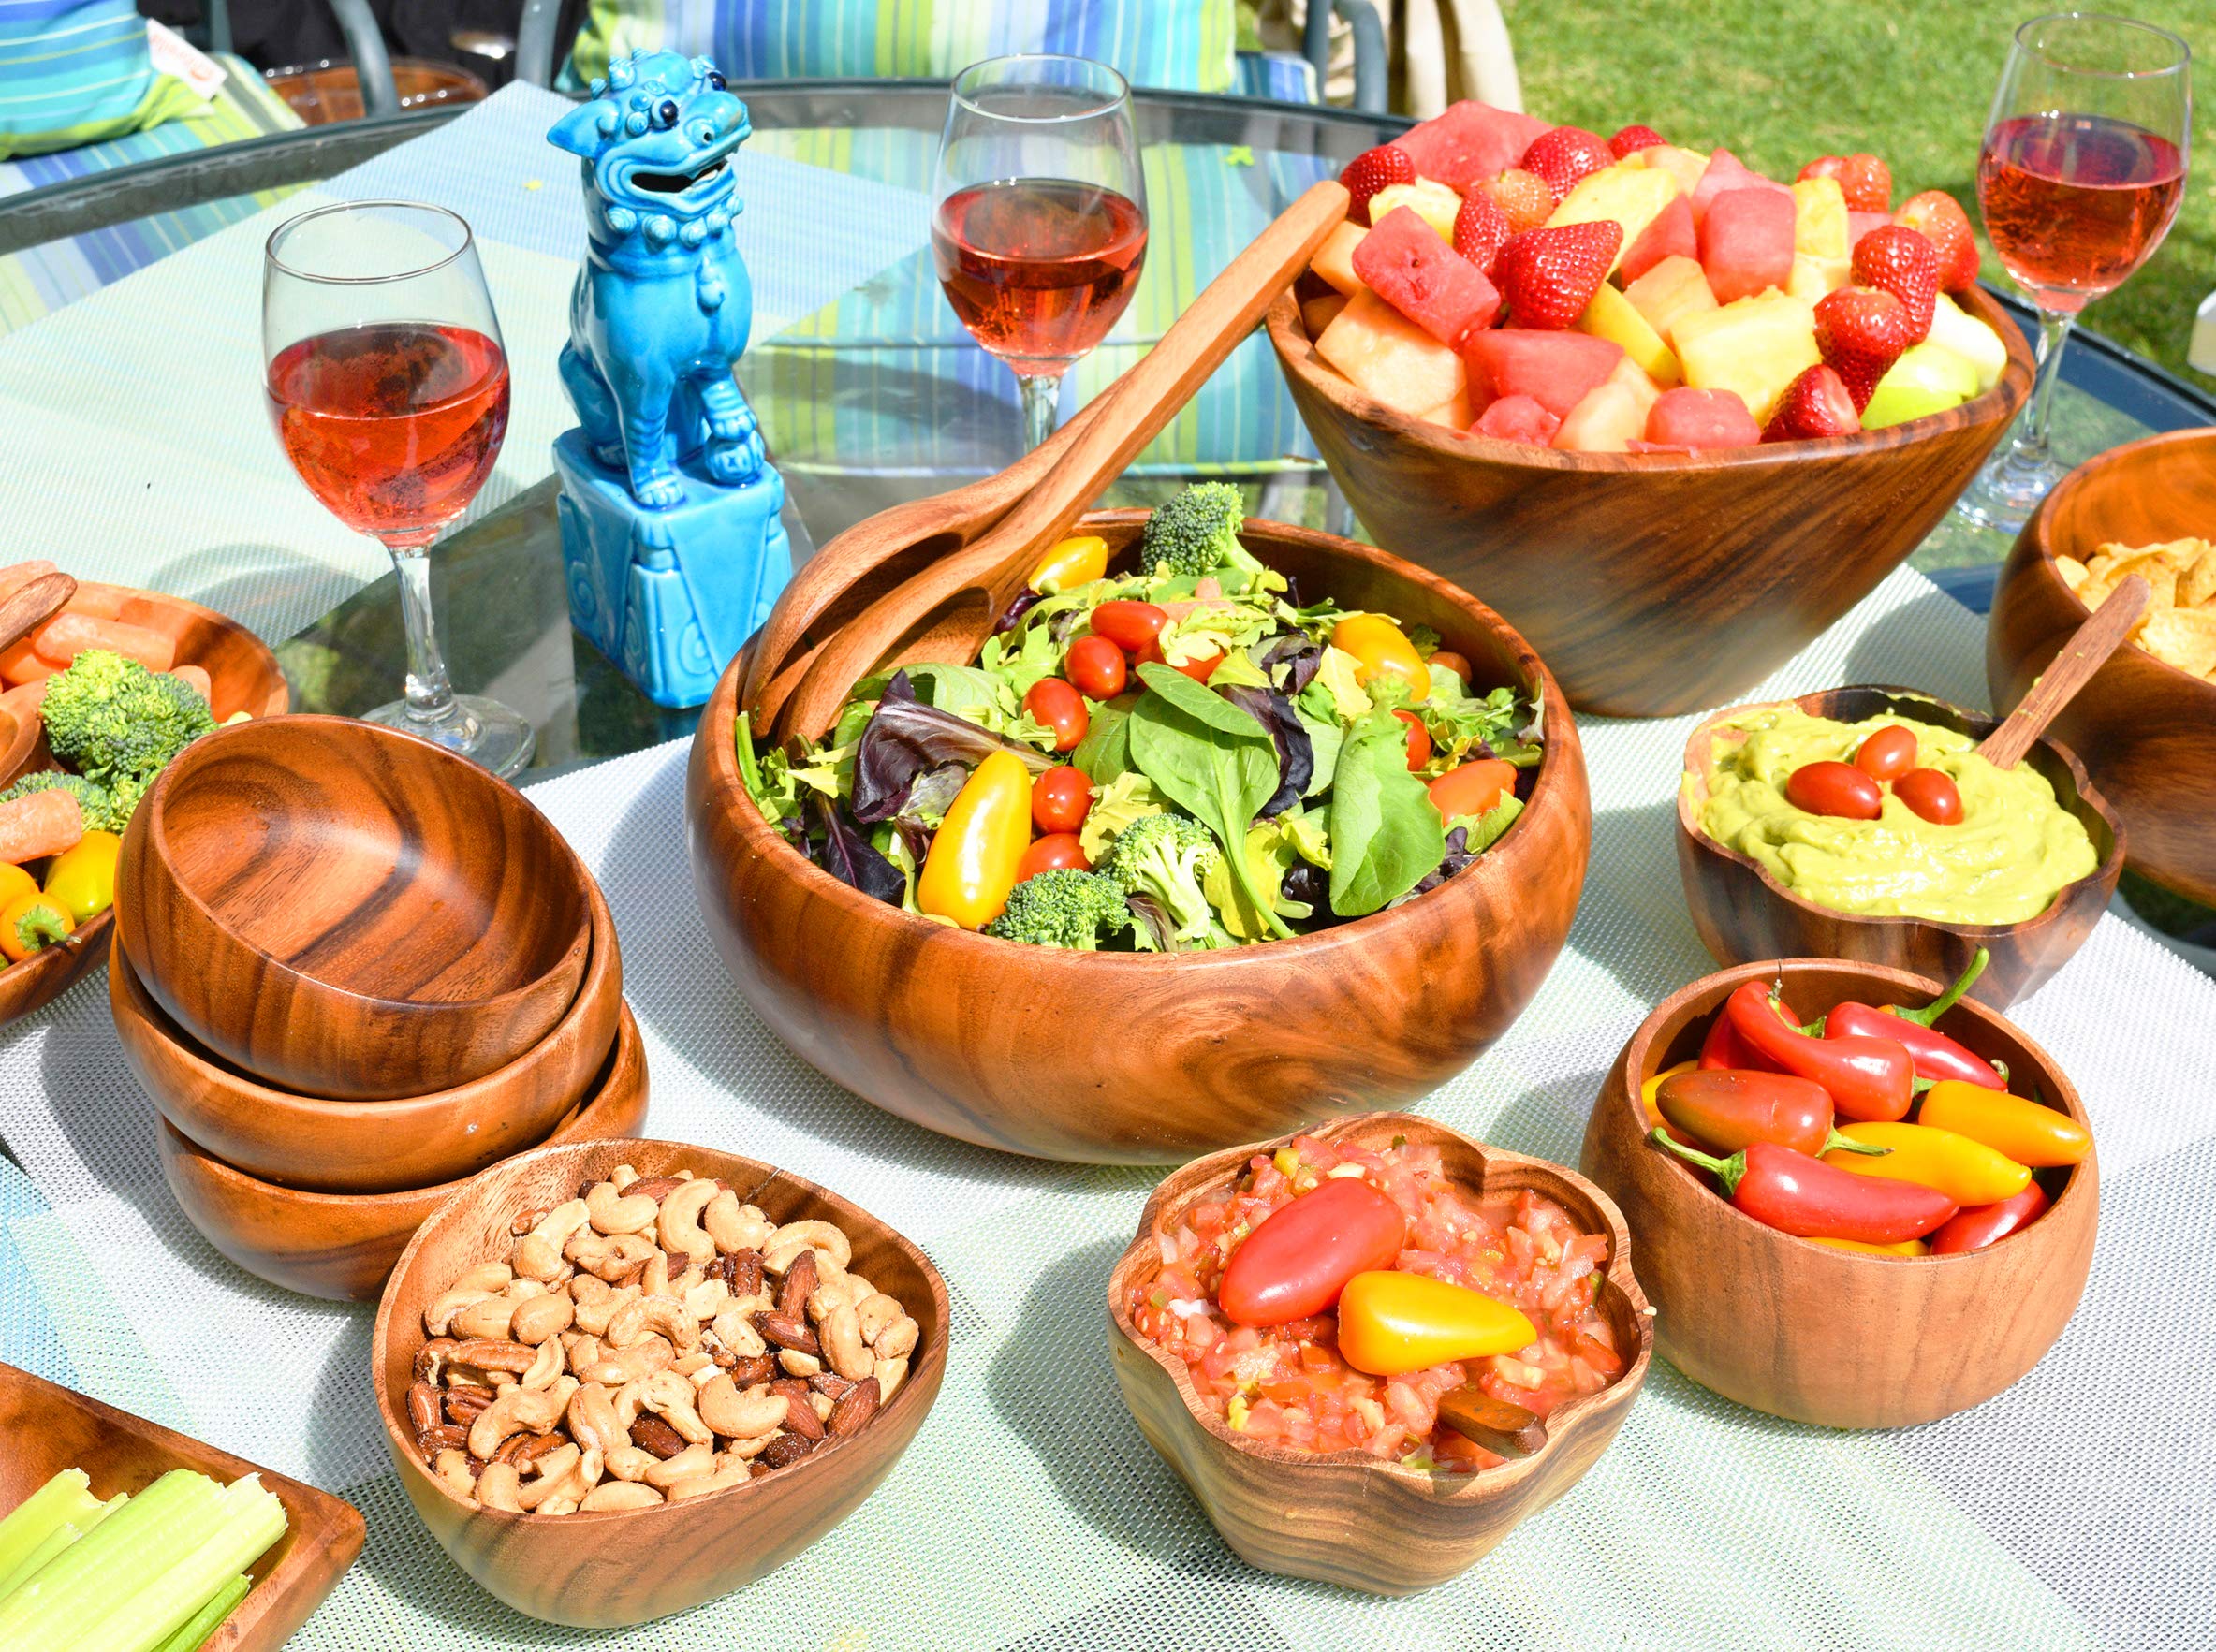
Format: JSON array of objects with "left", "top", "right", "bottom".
[
  {"left": 0, "top": 571, "right": 76, "bottom": 658},
  {"left": 1437, "top": 1388, "right": 1548, "bottom": 1459},
  {"left": 1977, "top": 573, "right": 2149, "bottom": 770},
  {"left": 769, "top": 177, "right": 1352, "bottom": 745}
]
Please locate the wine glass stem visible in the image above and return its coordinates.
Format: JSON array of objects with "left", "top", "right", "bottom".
[
  {"left": 386, "top": 545, "right": 461, "bottom": 727},
  {"left": 1017, "top": 370, "right": 1062, "bottom": 453},
  {"left": 2011, "top": 306, "right": 2077, "bottom": 473}
]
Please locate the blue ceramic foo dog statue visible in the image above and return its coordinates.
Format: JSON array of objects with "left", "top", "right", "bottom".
[{"left": 549, "top": 51, "right": 791, "bottom": 709}]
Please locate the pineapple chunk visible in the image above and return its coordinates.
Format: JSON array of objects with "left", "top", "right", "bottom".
[
  {"left": 1784, "top": 251, "right": 1851, "bottom": 304},
  {"left": 1623, "top": 255, "right": 1719, "bottom": 344},
  {"left": 1790, "top": 177, "right": 1849, "bottom": 260},
  {"left": 1313, "top": 288, "right": 1469, "bottom": 417},
  {"left": 1639, "top": 145, "right": 1710, "bottom": 197},
  {"left": 1369, "top": 179, "right": 1463, "bottom": 244},
  {"left": 1311, "top": 221, "right": 1369, "bottom": 297},
  {"left": 1547, "top": 166, "right": 1680, "bottom": 275},
  {"left": 1672, "top": 288, "right": 1821, "bottom": 426},
  {"left": 1578, "top": 282, "right": 1682, "bottom": 386},
  {"left": 1417, "top": 388, "right": 1474, "bottom": 430}
]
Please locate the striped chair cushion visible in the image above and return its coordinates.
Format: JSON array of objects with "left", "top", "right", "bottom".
[
  {"left": 1232, "top": 51, "right": 1319, "bottom": 105},
  {"left": 565, "top": 0, "right": 1240, "bottom": 95},
  {"left": 0, "top": 0, "right": 207, "bottom": 158},
  {"left": 0, "top": 53, "right": 301, "bottom": 335}
]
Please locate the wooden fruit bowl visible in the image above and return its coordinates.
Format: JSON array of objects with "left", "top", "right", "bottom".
[
  {"left": 0, "top": 583, "right": 286, "bottom": 1031},
  {"left": 1105, "top": 1111, "right": 1651, "bottom": 1594},
  {"left": 1678, "top": 684, "right": 2122, "bottom": 1007},
  {"left": 689, "top": 512, "right": 1591, "bottom": 1163},
  {"left": 119, "top": 715, "right": 594, "bottom": 1100},
  {"left": 0, "top": 1359, "right": 363, "bottom": 1650},
  {"left": 111, "top": 867, "right": 621, "bottom": 1193},
  {"left": 369, "top": 1138, "right": 950, "bottom": 1629},
  {"left": 1989, "top": 427, "right": 2216, "bottom": 906},
  {"left": 156, "top": 1002, "right": 647, "bottom": 1300},
  {"left": 1267, "top": 286, "right": 2034, "bottom": 718},
  {"left": 1578, "top": 959, "right": 2094, "bottom": 1428}
]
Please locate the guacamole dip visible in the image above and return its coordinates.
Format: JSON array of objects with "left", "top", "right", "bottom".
[{"left": 1695, "top": 708, "right": 2099, "bottom": 925}]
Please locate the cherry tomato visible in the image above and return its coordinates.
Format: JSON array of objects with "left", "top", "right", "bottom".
[
  {"left": 1785, "top": 760, "right": 1882, "bottom": 821},
  {"left": 1064, "top": 635, "right": 1127, "bottom": 700},
  {"left": 1895, "top": 767, "right": 1964, "bottom": 825},
  {"left": 1022, "top": 677, "right": 1089, "bottom": 753},
  {"left": 1427, "top": 649, "right": 1473, "bottom": 686},
  {"left": 1031, "top": 766, "right": 1092, "bottom": 835},
  {"left": 1217, "top": 1177, "right": 1408, "bottom": 1327},
  {"left": 1133, "top": 633, "right": 1166, "bottom": 667},
  {"left": 1171, "top": 650, "right": 1223, "bottom": 683},
  {"left": 1090, "top": 600, "right": 1168, "bottom": 653},
  {"left": 1331, "top": 614, "right": 1431, "bottom": 703},
  {"left": 1427, "top": 758, "right": 1516, "bottom": 820},
  {"left": 1853, "top": 724, "right": 1917, "bottom": 782},
  {"left": 1395, "top": 709, "right": 1431, "bottom": 770},
  {"left": 1016, "top": 832, "right": 1090, "bottom": 881}
]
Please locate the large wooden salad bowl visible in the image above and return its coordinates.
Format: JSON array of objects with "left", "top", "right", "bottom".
[
  {"left": 1989, "top": 427, "right": 2216, "bottom": 906},
  {"left": 1678, "top": 684, "right": 2122, "bottom": 1007},
  {"left": 1268, "top": 285, "right": 2034, "bottom": 718},
  {"left": 689, "top": 513, "right": 1591, "bottom": 1163},
  {"left": 1107, "top": 1112, "right": 1651, "bottom": 1593},
  {"left": 1580, "top": 959, "right": 2094, "bottom": 1428}
]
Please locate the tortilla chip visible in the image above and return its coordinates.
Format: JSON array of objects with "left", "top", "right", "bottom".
[
  {"left": 2099, "top": 553, "right": 2179, "bottom": 609},
  {"left": 2056, "top": 555, "right": 2091, "bottom": 592},
  {"left": 2140, "top": 606, "right": 2216, "bottom": 678},
  {"left": 2179, "top": 545, "right": 2216, "bottom": 609}
]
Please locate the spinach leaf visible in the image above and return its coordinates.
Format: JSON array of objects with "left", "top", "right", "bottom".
[
  {"left": 1073, "top": 695, "right": 1133, "bottom": 784},
  {"left": 1125, "top": 663, "right": 1289, "bottom": 938},
  {"left": 1218, "top": 683, "right": 1313, "bottom": 816},
  {"left": 1328, "top": 708, "right": 1446, "bottom": 917},
  {"left": 1296, "top": 706, "right": 1342, "bottom": 797}
]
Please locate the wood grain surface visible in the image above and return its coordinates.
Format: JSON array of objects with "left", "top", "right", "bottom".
[
  {"left": 1105, "top": 1112, "right": 1651, "bottom": 1594},
  {"left": 369, "top": 1138, "right": 950, "bottom": 1628},
  {"left": 0, "top": 1359, "right": 363, "bottom": 1651},
  {"left": 118, "top": 714, "right": 594, "bottom": 1100},
  {"left": 1978, "top": 574, "right": 2146, "bottom": 768},
  {"left": 1677, "top": 684, "right": 2122, "bottom": 1007},
  {"left": 0, "top": 572, "right": 76, "bottom": 654},
  {"left": 1578, "top": 959, "right": 2095, "bottom": 1428},
  {"left": 110, "top": 870, "right": 621, "bottom": 1193},
  {"left": 1267, "top": 285, "right": 2035, "bottom": 718},
  {"left": 1989, "top": 427, "right": 2216, "bottom": 905},
  {"left": 689, "top": 513, "right": 1591, "bottom": 1163},
  {"left": 156, "top": 1002, "right": 648, "bottom": 1301}
]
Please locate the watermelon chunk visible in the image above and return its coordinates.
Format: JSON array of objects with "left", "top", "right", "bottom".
[
  {"left": 1462, "top": 329, "right": 1624, "bottom": 418},
  {"left": 1474, "top": 393, "right": 1562, "bottom": 446},
  {"left": 1353, "top": 206, "right": 1503, "bottom": 346},
  {"left": 1848, "top": 210, "right": 1892, "bottom": 249},
  {"left": 1620, "top": 195, "right": 1696, "bottom": 285},
  {"left": 1690, "top": 149, "right": 1790, "bottom": 225},
  {"left": 1395, "top": 100, "right": 1552, "bottom": 192},
  {"left": 1700, "top": 188, "right": 1796, "bottom": 304},
  {"left": 1645, "top": 387, "right": 1761, "bottom": 449}
]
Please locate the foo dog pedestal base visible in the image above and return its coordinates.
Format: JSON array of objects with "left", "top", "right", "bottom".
[{"left": 553, "top": 429, "right": 792, "bottom": 709}]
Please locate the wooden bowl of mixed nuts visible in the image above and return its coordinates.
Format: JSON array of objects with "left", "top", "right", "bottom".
[{"left": 369, "top": 1138, "right": 949, "bottom": 1628}]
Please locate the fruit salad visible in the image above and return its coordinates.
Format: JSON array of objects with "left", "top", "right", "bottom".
[{"left": 1302, "top": 103, "right": 2011, "bottom": 451}]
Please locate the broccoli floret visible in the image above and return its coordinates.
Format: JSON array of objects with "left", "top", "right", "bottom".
[
  {"left": 0, "top": 770, "right": 116, "bottom": 832},
  {"left": 985, "top": 869, "right": 1134, "bottom": 950},
  {"left": 1103, "top": 812, "right": 1219, "bottom": 944},
  {"left": 40, "top": 651, "right": 214, "bottom": 788},
  {"left": 1138, "top": 483, "right": 1264, "bottom": 579},
  {"left": 100, "top": 771, "right": 152, "bottom": 833}
]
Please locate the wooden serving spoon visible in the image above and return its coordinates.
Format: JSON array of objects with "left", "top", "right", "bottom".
[
  {"left": 769, "top": 178, "right": 1352, "bottom": 745},
  {"left": 1437, "top": 1388, "right": 1547, "bottom": 1458},
  {"left": 1977, "top": 573, "right": 2150, "bottom": 769},
  {"left": 0, "top": 571, "right": 75, "bottom": 658}
]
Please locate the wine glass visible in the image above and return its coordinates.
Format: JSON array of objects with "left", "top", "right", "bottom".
[
  {"left": 931, "top": 54, "right": 1150, "bottom": 452},
  {"left": 1956, "top": 12, "right": 2190, "bottom": 534},
  {"left": 262, "top": 199, "right": 535, "bottom": 776}
]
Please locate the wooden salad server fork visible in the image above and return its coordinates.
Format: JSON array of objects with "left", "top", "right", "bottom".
[
  {"left": 1437, "top": 1388, "right": 1548, "bottom": 1459},
  {"left": 0, "top": 572, "right": 76, "bottom": 658},
  {"left": 768, "top": 177, "right": 1351, "bottom": 745},
  {"left": 1975, "top": 573, "right": 2149, "bottom": 769}
]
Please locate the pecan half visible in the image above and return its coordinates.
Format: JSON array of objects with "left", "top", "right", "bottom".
[
  {"left": 415, "top": 1338, "right": 461, "bottom": 1383},
  {"left": 629, "top": 1414, "right": 690, "bottom": 1459},
  {"left": 754, "top": 1310, "right": 819, "bottom": 1357},
  {"left": 828, "top": 1378, "right": 880, "bottom": 1438},
  {"left": 510, "top": 1206, "right": 546, "bottom": 1237},
  {"left": 418, "top": 1422, "right": 468, "bottom": 1455},
  {"left": 406, "top": 1382, "right": 442, "bottom": 1435},
  {"left": 494, "top": 1429, "right": 565, "bottom": 1468},
  {"left": 449, "top": 1338, "right": 535, "bottom": 1374},
  {"left": 444, "top": 1389, "right": 494, "bottom": 1425}
]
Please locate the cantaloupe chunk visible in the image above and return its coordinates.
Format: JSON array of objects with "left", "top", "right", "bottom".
[
  {"left": 1418, "top": 388, "right": 1475, "bottom": 430},
  {"left": 1578, "top": 282, "right": 1681, "bottom": 386},
  {"left": 1554, "top": 380, "right": 1647, "bottom": 452},
  {"left": 1545, "top": 165, "right": 1680, "bottom": 275},
  {"left": 1311, "top": 222, "right": 1369, "bottom": 297},
  {"left": 1790, "top": 177, "right": 1850, "bottom": 260},
  {"left": 1672, "top": 288, "right": 1821, "bottom": 425},
  {"left": 1301, "top": 293, "right": 1350, "bottom": 337},
  {"left": 1314, "top": 287, "right": 1469, "bottom": 417},
  {"left": 1639, "top": 145, "right": 1710, "bottom": 197},
  {"left": 1606, "top": 353, "right": 1664, "bottom": 417},
  {"left": 1369, "top": 179, "right": 1463, "bottom": 243},
  {"left": 1623, "top": 256, "right": 1718, "bottom": 344}
]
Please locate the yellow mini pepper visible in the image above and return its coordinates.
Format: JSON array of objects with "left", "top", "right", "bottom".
[
  {"left": 1641, "top": 1060, "right": 1695, "bottom": 1128},
  {"left": 1821, "top": 1121, "right": 2032, "bottom": 1206},
  {"left": 1027, "top": 534, "right": 1109, "bottom": 595},
  {"left": 1330, "top": 614, "right": 1431, "bottom": 705},
  {"left": 0, "top": 891, "right": 72, "bottom": 963},
  {"left": 1916, "top": 1080, "right": 2091, "bottom": 1168},
  {"left": 1810, "top": 1236, "right": 1930, "bottom": 1257},
  {"left": 917, "top": 752, "right": 1034, "bottom": 930},
  {"left": 42, "top": 829, "right": 119, "bottom": 924},
  {"left": 0, "top": 863, "right": 36, "bottom": 909},
  {"left": 1335, "top": 1271, "right": 1536, "bottom": 1377}
]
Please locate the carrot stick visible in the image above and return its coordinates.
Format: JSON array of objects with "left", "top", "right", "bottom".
[
  {"left": 62, "top": 584, "right": 125, "bottom": 621},
  {"left": 114, "top": 596, "right": 195, "bottom": 644},
  {"left": 31, "top": 613, "right": 176, "bottom": 673},
  {"left": 0, "top": 562, "right": 57, "bottom": 603},
  {"left": 169, "top": 664, "right": 212, "bottom": 703},
  {"left": 0, "top": 638, "right": 52, "bottom": 687},
  {"left": 0, "top": 680, "right": 47, "bottom": 725},
  {"left": 0, "top": 789, "right": 81, "bottom": 864}
]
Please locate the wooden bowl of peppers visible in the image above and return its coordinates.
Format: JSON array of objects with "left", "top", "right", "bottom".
[{"left": 1578, "top": 954, "right": 2094, "bottom": 1429}]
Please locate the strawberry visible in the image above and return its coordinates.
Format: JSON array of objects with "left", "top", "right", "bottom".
[
  {"left": 1813, "top": 286, "right": 1912, "bottom": 411},
  {"left": 1339, "top": 144, "right": 1416, "bottom": 227},
  {"left": 1609, "top": 124, "right": 1667, "bottom": 159},
  {"left": 1452, "top": 188, "right": 1512, "bottom": 274},
  {"left": 1480, "top": 168, "right": 1556, "bottom": 234},
  {"left": 1519, "top": 126, "right": 1615, "bottom": 203},
  {"left": 1798, "top": 155, "right": 1846, "bottom": 185},
  {"left": 1762, "top": 364, "right": 1861, "bottom": 442},
  {"left": 1896, "top": 190, "right": 1981, "bottom": 291},
  {"left": 1494, "top": 221, "right": 1622, "bottom": 329},
  {"left": 1836, "top": 153, "right": 1892, "bottom": 213},
  {"left": 1851, "top": 226, "right": 1940, "bottom": 342}
]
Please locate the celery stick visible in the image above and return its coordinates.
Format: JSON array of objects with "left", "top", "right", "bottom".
[
  {"left": 0, "top": 1469, "right": 223, "bottom": 1652},
  {"left": 0, "top": 1523, "right": 83, "bottom": 1603},
  {"left": 63, "top": 1475, "right": 287, "bottom": 1652},
  {"left": 0, "top": 1471, "right": 98, "bottom": 1582},
  {"left": 149, "top": 1573, "right": 250, "bottom": 1652}
]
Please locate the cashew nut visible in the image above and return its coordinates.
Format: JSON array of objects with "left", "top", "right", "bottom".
[
  {"left": 521, "top": 1338, "right": 565, "bottom": 1391},
  {"left": 641, "top": 1443, "right": 714, "bottom": 1489},
  {"left": 566, "top": 1383, "right": 624, "bottom": 1456},
  {"left": 450, "top": 1294, "right": 521, "bottom": 1341},
  {"left": 424, "top": 1288, "right": 492, "bottom": 1338},
  {"left": 475, "top": 1462, "right": 524, "bottom": 1513},
  {"left": 572, "top": 1281, "right": 636, "bottom": 1337},
  {"left": 567, "top": 1232, "right": 659, "bottom": 1283},
  {"left": 636, "top": 1370, "right": 713, "bottom": 1445},
  {"left": 467, "top": 1377, "right": 578, "bottom": 1459},
  {"left": 656, "top": 1179, "right": 719, "bottom": 1264},
  {"left": 697, "top": 1377, "right": 786, "bottom": 1440},
  {"left": 581, "top": 1481, "right": 662, "bottom": 1511},
  {"left": 666, "top": 1465, "right": 749, "bottom": 1502},
  {"left": 710, "top": 1305, "right": 767, "bottom": 1358},
  {"left": 874, "top": 1355, "right": 908, "bottom": 1402},
  {"left": 432, "top": 1448, "right": 477, "bottom": 1500},
  {"left": 820, "top": 1304, "right": 873, "bottom": 1382},
  {"left": 609, "top": 1163, "right": 640, "bottom": 1191},
  {"left": 640, "top": 1251, "right": 675, "bottom": 1299},
  {"left": 508, "top": 1293, "right": 574, "bottom": 1347},
  {"left": 515, "top": 1443, "right": 581, "bottom": 1511},
  {"left": 669, "top": 1351, "right": 714, "bottom": 1380},
  {"left": 777, "top": 1350, "right": 823, "bottom": 1378},
  {"left": 683, "top": 1278, "right": 730, "bottom": 1324},
  {"left": 718, "top": 1432, "right": 779, "bottom": 1460},
  {"left": 855, "top": 1293, "right": 905, "bottom": 1346},
  {"left": 453, "top": 1261, "right": 513, "bottom": 1296},
  {"left": 585, "top": 1179, "right": 659, "bottom": 1236},
  {"left": 703, "top": 1191, "right": 772, "bottom": 1254},
  {"left": 608, "top": 1294, "right": 697, "bottom": 1353},
  {"left": 873, "top": 1315, "right": 919, "bottom": 1361},
  {"left": 604, "top": 1445, "right": 656, "bottom": 1483},
  {"left": 763, "top": 1221, "right": 851, "bottom": 1274},
  {"left": 582, "top": 1334, "right": 673, "bottom": 1388},
  {"left": 527, "top": 1198, "right": 591, "bottom": 1249},
  {"left": 563, "top": 1333, "right": 604, "bottom": 1376}
]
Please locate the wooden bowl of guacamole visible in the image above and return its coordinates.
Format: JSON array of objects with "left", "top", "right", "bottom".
[{"left": 1676, "top": 685, "right": 2123, "bottom": 1007}]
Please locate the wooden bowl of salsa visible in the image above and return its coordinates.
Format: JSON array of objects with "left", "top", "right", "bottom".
[{"left": 1106, "top": 1111, "right": 1651, "bottom": 1594}]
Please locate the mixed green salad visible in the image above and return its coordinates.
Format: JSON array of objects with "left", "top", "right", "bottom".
[{"left": 738, "top": 484, "right": 1543, "bottom": 950}]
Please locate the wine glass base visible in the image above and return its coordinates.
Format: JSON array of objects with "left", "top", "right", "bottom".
[
  {"left": 1953, "top": 445, "right": 2067, "bottom": 537},
  {"left": 363, "top": 694, "right": 536, "bottom": 779}
]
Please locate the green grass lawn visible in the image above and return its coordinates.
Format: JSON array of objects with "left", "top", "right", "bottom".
[{"left": 1501, "top": 0, "right": 2214, "bottom": 392}]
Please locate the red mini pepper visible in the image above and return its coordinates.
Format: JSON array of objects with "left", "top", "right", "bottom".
[
  {"left": 1650, "top": 1131, "right": 1959, "bottom": 1243},
  {"left": 1655, "top": 1070, "right": 1888, "bottom": 1159},
  {"left": 1725, "top": 980, "right": 1915, "bottom": 1122},
  {"left": 1697, "top": 987, "right": 1798, "bottom": 1072},
  {"left": 1928, "top": 1182, "right": 2050, "bottom": 1254},
  {"left": 1816, "top": 949, "right": 2006, "bottom": 1090},
  {"left": 1218, "top": 1176, "right": 1407, "bottom": 1327}
]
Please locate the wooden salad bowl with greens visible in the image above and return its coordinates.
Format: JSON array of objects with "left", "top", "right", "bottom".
[{"left": 687, "top": 511, "right": 1591, "bottom": 1163}]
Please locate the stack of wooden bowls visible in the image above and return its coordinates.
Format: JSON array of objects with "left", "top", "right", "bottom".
[{"left": 111, "top": 716, "right": 646, "bottom": 1300}]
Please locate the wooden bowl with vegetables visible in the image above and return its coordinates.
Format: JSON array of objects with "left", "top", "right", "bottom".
[
  {"left": 1678, "top": 685, "right": 2121, "bottom": 1008},
  {"left": 1106, "top": 1111, "right": 1650, "bottom": 1593},
  {"left": 1578, "top": 958, "right": 2094, "bottom": 1429},
  {"left": 688, "top": 509, "right": 1590, "bottom": 1163},
  {"left": 156, "top": 1003, "right": 648, "bottom": 1300},
  {"left": 119, "top": 715, "right": 594, "bottom": 1101},
  {"left": 369, "top": 1137, "right": 949, "bottom": 1629}
]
